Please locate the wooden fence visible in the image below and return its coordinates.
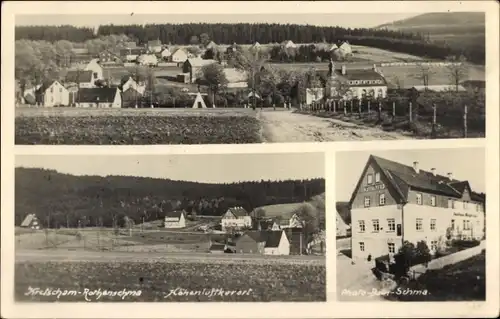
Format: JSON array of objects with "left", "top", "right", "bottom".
[{"left": 300, "top": 98, "right": 481, "bottom": 138}]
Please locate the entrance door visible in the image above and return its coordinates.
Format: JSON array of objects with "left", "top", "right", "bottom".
[{"left": 198, "top": 101, "right": 203, "bottom": 108}]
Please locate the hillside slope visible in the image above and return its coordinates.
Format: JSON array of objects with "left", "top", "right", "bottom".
[{"left": 376, "top": 12, "right": 485, "bottom": 32}]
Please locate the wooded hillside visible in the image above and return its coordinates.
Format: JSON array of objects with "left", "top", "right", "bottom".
[{"left": 15, "top": 167, "right": 325, "bottom": 228}]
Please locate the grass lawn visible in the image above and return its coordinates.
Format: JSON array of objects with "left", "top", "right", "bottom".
[{"left": 386, "top": 250, "right": 485, "bottom": 301}]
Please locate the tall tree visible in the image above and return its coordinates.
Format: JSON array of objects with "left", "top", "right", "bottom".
[
  {"left": 445, "top": 55, "right": 469, "bottom": 92},
  {"left": 233, "top": 49, "right": 269, "bottom": 109},
  {"left": 197, "top": 63, "right": 228, "bottom": 108}
]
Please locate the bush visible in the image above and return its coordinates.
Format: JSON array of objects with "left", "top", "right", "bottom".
[
  {"left": 451, "top": 239, "right": 480, "bottom": 249},
  {"left": 415, "top": 240, "right": 432, "bottom": 265}
]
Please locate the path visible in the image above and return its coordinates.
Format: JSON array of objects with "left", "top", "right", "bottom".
[{"left": 258, "top": 110, "right": 413, "bottom": 143}]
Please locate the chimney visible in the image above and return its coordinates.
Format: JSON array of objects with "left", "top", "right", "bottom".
[
  {"left": 413, "top": 161, "right": 419, "bottom": 173},
  {"left": 341, "top": 65, "right": 346, "bottom": 75},
  {"left": 430, "top": 168, "right": 436, "bottom": 176},
  {"left": 447, "top": 172, "right": 453, "bottom": 181}
]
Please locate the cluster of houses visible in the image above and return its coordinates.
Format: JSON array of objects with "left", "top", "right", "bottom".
[
  {"left": 162, "top": 205, "right": 316, "bottom": 256},
  {"left": 19, "top": 214, "right": 41, "bottom": 230}
]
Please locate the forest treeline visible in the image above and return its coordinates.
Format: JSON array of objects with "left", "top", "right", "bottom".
[
  {"left": 15, "top": 167, "right": 325, "bottom": 228},
  {"left": 15, "top": 23, "right": 484, "bottom": 64}
]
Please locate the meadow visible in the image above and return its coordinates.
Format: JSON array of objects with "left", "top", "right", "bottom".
[
  {"left": 15, "top": 259, "right": 326, "bottom": 301},
  {"left": 15, "top": 108, "right": 262, "bottom": 145}
]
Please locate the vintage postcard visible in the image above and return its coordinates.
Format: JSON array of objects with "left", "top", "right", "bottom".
[{"left": 2, "top": 1, "right": 500, "bottom": 319}]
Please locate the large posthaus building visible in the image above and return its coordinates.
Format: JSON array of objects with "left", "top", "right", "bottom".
[{"left": 349, "top": 155, "right": 485, "bottom": 260}]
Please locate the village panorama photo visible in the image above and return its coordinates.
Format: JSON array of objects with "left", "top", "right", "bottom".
[
  {"left": 335, "top": 147, "right": 486, "bottom": 302},
  {"left": 14, "top": 152, "right": 326, "bottom": 302},
  {"left": 14, "top": 11, "right": 485, "bottom": 144}
]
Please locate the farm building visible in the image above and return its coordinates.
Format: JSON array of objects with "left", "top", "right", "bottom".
[
  {"left": 147, "top": 39, "right": 163, "bottom": 53},
  {"left": 160, "top": 47, "right": 172, "bottom": 60},
  {"left": 182, "top": 58, "right": 217, "bottom": 83},
  {"left": 121, "top": 87, "right": 143, "bottom": 108},
  {"left": 35, "top": 80, "right": 69, "bottom": 107},
  {"left": 170, "top": 48, "right": 189, "bottom": 63},
  {"left": 84, "top": 59, "right": 104, "bottom": 81},
  {"left": 20, "top": 214, "right": 41, "bottom": 229},
  {"left": 350, "top": 155, "right": 485, "bottom": 261},
  {"left": 75, "top": 87, "right": 122, "bottom": 108},
  {"left": 234, "top": 230, "right": 290, "bottom": 255},
  {"left": 164, "top": 210, "right": 186, "bottom": 228},
  {"left": 64, "top": 70, "right": 96, "bottom": 88},
  {"left": 221, "top": 207, "right": 252, "bottom": 231}
]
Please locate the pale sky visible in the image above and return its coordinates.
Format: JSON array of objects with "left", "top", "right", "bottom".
[
  {"left": 16, "top": 153, "right": 324, "bottom": 183},
  {"left": 15, "top": 13, "right": 419, "bottom": 29},
  {"left": 336, "top": 148, "right": 486, "bottom": 202}
]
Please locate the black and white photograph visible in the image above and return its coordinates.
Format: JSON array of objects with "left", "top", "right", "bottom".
[
  {"left": 15, "top": 153, "right": 326, "bottom": 302},
  {"left": 335, "top": 148, "right": 486, "bottom": 301},
  {"left": 14, "top": 10, "right": 485, "bottom": 144}
]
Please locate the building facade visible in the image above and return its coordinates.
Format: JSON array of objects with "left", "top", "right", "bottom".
[
  {"left": 221, "top": 207, "right": 252, "bottom": 231},
  {"left": 35, "top": 80, "right": 70, "bottom": 107},
  {"left": 164, "top": 210, "right": 186, "bottom": 229},
  {"left": 349, "top": 155, "right": 485, "bottom": 260},
  {"left": 75, "top": 88, "right": 122, "bottom": 108}
]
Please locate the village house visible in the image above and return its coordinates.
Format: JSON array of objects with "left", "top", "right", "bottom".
[
  {"left": 120, "top": 48, "right": 146, "bottom": 62},
  {"left": 329, "top": 43, "right": 339, "bottom": 51},
  {"left": 35, "top": 80, "right": 69, "bottom": 107},
  {"left": 338, "top": 41, "right": 352, "bottom": 55},
  {"left": 206, "top": 41, "right": 218, "bottom": 51},
  {"left": 252, "top": 42, "right": 261, "bottom": 50},
  {"left": 75, "top": 87, "right": 122, "bottom": 108},
  {"left": 124, "top": 41, "right": 137, "bottom": 49},
  {"left": 121, "top": 87, "right": 143, "bottom": 108},
  {"left": 253, "top": 219, "right": 280, "bottom": 231},
  {"left": 234, "top": 230, "right": 290, "bottom": 255},
  {"left": 147, "top": 39, "right": 163, "bottom": 53},
  {"left": 121, "top": 76, "right": 146, "bottom": 94},
  {"left": 137, "top": 54, "right": 158, "bottom": 67},
  {"left": 322, "top": 62, "right": 388, "bottom": 101},
  {"left": 221, "top": 207, "right": 252, "bottom": 231},
  {"left": 182, "top": 58, "right": 217, "bottom": 83},
  {"left": 20, "top": 214, "right": 41, "bottom": 230},
  {"left": 209, "top": 242, "right": 227, "bottom": 254},
  {"left": 336, "top": 210, "right": 351, "bottom": 237},
  {"left": 84, "top": 59, "right": 104, "bottom": 81},
  {"left": 349, "top": 155, "right": 486, "bottom": 261},
  {"left": 98, "top": 50, "right": 120, "bottom": 64},
  {"left": 65, "top": 70, "right": 96, "bottom": 88},
  {"left": 170, "top": 48, "right": 189, "bottom": 63},
  {"left": 278, "top": 213, "right": 303, "bottom": 229},
  {"left": 160, "top": 47, "right": 172, "bottom": 61},
  {"left": 164, "top": 210, "right": 186, "bottom": 229}
]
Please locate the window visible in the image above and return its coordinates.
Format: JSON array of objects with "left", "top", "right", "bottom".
[
  {"left": 416, "top": 193, "right": 423, "bottom": 205},
  {"left": 372, "top": 219, "right": 380, "bottom": 232},
  {"left": 448, "top": 199, "right": 452, "bottom": 208},
  {"left": 358, "top": 220, "right": 365, "bottom": 232},
  {"left": 463, "top": 220, "right": 471, "bottom": 230},
  {"left": 451, "top": 219, "right": 455, "bottom": 230},
  {"left": 375, "top": 172, "right": 380, "bottom": 183},
  {"left": 430, "top": 219, "right": 436, "bottom": 231},
  {"left": 93, "top": 72, "right": 98, "bottom": 79},
  {"left": 50, "top": 88, "right": 53, "bottom": 93},
  {"left": 364, "top": 196, "right": 371, "bottom": 208},
  {"left": 430, "top": 241, "right": 437, "bottom": 251},
  {"left": 416, "top": 218, "right": 423, "bottom": 231},
  {"left": 367, "top": 174, "right": 373, "bottom": 185},
  {"left": 59, "top": 88, "right": 62, "bottom": 93},
  {"left": 451, "top": 200, "right": 456, "bottom": 209},
  {"left": 463, "top": 201, "right": 468, "bottom": 209},
  {"left": 359, "top": 242, "right": 365, "bottom": 252},
  {"left": 379, "top": 193, "right": 386, "bottom": 206},
  {"left": 431, "top": 196, "right": 436, "bottom": 207},
  {"left": 388, "top": 243, "right": 395, "bottom": 254},
  {"left": 387, "top": 218, "right": 395, "bottom": 232}
]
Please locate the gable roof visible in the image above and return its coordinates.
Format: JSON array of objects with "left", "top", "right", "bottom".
[
  {"left": 186, "top": 58, "right": 217, "bottom": 67},
  {"left": 227, "top": 206, "right": 248, "bottom": 217},
  {"left": 335, "top": 68, "right": 387, "bottom": 83},
  {"left": 20, "top": 214, "right": 36, "bottom": 227},
  {"left": 35, "top": 80, "right": 57, "bottom": 93},
  {"left": 165, "top": 210, "right": 184, "bottom": 219},
  {"left": 209, "top": 243, "right": 226, "bottom": 251},
  {"left": 350, "top": 155, "right": 483, "bottom": 205},
  {"left": 239, "top": 230, "right": 284, "bottom": 247},
  {"left": 76, "top": 88, "right": 118, "bottom": 103},
  {"left": 65, "top": 70, "right": 93, "bottom": 83},
  {"left": 206, "top": 41, "right": 217, "bottom": 49}
]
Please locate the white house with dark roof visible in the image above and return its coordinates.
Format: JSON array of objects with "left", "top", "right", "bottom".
[
  {"left": 20, "top": 214, "right": 41, "bottom": 229},
  {"left": 349, "top": 155, "right": 485, "bottom": 260},
  {"left": 170, "top": 48, "right": 189, "bottom": 63},
  {"left": 221, "top": 207, "right": 252, "bottom": 231},
  {"left": 84, "top": 59, "right": 104, "bottom": 81},
  {"left": 164, "top": 210, "right": 186, "bottom": 228},
  {"left": 34, "top": 80, "right": 69, "bottom": 107}
]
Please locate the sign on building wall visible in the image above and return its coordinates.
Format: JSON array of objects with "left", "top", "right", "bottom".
[{"left": 362, "top": 183, "right": 386, "bottom": 192}]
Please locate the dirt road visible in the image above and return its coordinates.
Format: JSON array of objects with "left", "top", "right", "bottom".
[{"left": 258, "top": 110, "right": 413, "bottom": 143}]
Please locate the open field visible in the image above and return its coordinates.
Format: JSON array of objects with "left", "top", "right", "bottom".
[
  {"left": 386, "top": 250, "right": 485, "bottom": 301},
  {"left": 15, "top": 255, "right": 326, "bottom": 301},
  {"left": 15, "top": 107, "right": 261, "bottom": 145}
]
